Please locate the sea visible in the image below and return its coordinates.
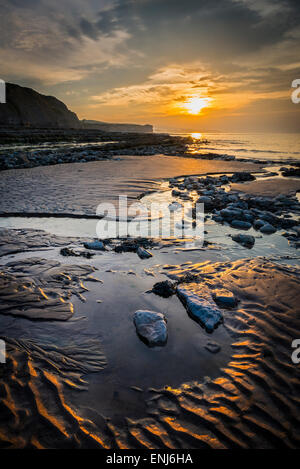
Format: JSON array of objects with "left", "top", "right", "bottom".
[{"left": 158, "top": 131, "right": 300, "bottom": 162}]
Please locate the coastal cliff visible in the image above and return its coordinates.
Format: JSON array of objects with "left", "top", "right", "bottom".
[
  {"left": 0, "top": 83, "right": 153, "bottom": 133},
  {"left": 0, "top": 83, "right": 80, "bottom": 129},
  {"left": 81, "top": 119, "right": 153, "bottom": 133}
]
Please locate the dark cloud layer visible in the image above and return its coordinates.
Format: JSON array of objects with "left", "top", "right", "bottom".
[
  {"left": 2, "top": 0, "right": 300, "bottom": 60},
  {"left": 77, "top": 0, "right": 300, "bottom": 59}
]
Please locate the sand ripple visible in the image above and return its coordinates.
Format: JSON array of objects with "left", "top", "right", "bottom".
[
  {"left": 111, "top": 259, "right": 300, "bottom": 449},
  {"left": 0, "top": 337, "right": 107, "bottom": 449},
  {"left": 0, "top": 258, "right": 299, "bottom": 448},
  {"left": 0, "top": 257, "right": 98, "bottom": 320}
]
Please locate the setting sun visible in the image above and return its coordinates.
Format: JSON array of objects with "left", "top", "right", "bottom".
[{"left": 183, "top": 97, "right": 210, "bottom": 115}]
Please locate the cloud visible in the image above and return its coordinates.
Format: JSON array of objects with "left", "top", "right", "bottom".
[
  {"left": 0, "top": 0, "right": 299, "bottom": 130},
  {"left": 80, "top": 0, "right": 300, "bottom": 61},
  {"left": 0, "top": 0, "right": 134, "bottom": 84},
  {"left": 2, "top": 0, "right": 300, "bottom": 85},
  {"left": 90, "top": 64, "right": 214, "bottom": 115},
  {"left": 90, "top": 60, "right": 297, "bottom": 116}
]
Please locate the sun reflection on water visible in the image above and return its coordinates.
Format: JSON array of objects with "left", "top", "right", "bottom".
[{"left": 191, "top": 132, "right": 203, "bottom": 140}]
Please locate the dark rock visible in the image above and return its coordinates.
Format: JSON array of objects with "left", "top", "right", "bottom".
[
  {"left": 114, "top": 238, "right": 156, "bottom": 253},
  {"left": 177, "top": 284, "right": 223, "bottom": 332},
  {"left": 253, "top": 219, "right": 265, "bottom": 230},
  {"left": 220, "top": 208, "right": 243, "bottom": 220},
  {"left": 212, "top": 215, "right": 224, "bottom": 223},
  {"left": 60, "top": 247, "right": 94, "bottom": 258},
  {"left": 133, "top": 310, "right": 167, "bottom": 346},
  {"left": 197, "top": 196, "right": 213, "bottom": 204},
  {"left": 260, "top": 223, "right": 276, "bottom": 234},
  {"left": 230, "top": 220, "right": 252, "bottom": 230},
  {"left": 232, "top": 233, "right": 255, "bottom": 248},
  {"left": 152, "top": 280, "right": 176, "bottom": 298},
  {"left": 137, "top": 246, "right": 153, "bottom": 259},
  {"left": 115, "top": 240, "right": 138, "bottom": 253},
  {"left": 292, "top": 226, "right": 300, "bottom": 237},
  {"left": 60, "top": 247, "right": 79, "bottom": 257},
  {"left": 282, "top": 168, "right": 300, "bottom": 178},
  {"left": 83, "top": 240, "right": 106, "bottom": 251},
  {"left": 196, "top": 196, "right": 215, "bottom": 211},
  {"left": 230, "top": 172, "right": 256, "bottom": 182}
]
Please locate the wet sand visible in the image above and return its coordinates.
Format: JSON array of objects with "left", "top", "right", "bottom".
[
  {"left": 0, "top": 155, "right": 299, "bottom": 449},
  {"left": 1, "top": 246, "right": 299, "bottom": 448},
  {"left": 231, "top": 177, "right": 300, "bottom": 197},
  {"left": 0, "top": 155, "right": 262, "bottom": 217}
]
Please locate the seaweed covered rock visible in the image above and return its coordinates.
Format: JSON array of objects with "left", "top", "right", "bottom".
[{"left": 152, "top": 280, "right": 176, "bottom": 298}]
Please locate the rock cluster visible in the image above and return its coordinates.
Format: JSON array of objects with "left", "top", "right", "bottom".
[
  {"left": 113, "top": 237, "right": 156, "bottom": 257},
  {"left": 169, "top": 172, "right": 300, "bottom": 247},
  {"left": 0, "top": 133, "right": 195, "bottom": 170},
  {"left": 281, "top": 167, "right": 300, "bottom": 178}
]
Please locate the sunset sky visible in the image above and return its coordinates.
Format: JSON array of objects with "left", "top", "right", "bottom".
[{"left": 1, "top": 0, "right": 299, "bottom": 132}]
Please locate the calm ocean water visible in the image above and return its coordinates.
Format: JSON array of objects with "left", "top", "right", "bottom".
[{"left": 159, "top": 131, "right": 300, "bottom": 162}]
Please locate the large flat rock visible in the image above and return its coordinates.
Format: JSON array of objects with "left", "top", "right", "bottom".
[{"left": 177, "top": 284, "right": 223, "bottom": 332}]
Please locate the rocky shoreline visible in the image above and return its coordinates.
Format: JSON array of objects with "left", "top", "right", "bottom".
[
  {"left": 2, "top": 128, "right": 300, "bottom": 172},
  {"left": 4, "top": 129, "right": 300, "bottom": 171},
  {"left": 0, "top": 130, "right": 195, "bottom": 170},
  {"left": 168, "top": 170, "right": 300, "bottom": 248}
]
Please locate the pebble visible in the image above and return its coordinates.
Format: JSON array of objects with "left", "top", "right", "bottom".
[
  {"left": 137, "top": 246, "right": 153, "bottom": 259},
  {"left": 230, "top": 220, "right": 252, "bottom": 230},
  {"left": 84, "top": 240, "right": 106, "bottom": 251},
  {"left": 260, "top": 223, "right": 276, "bottom": 234},
  {"left": 231, "top": 233, "right": 255, "bottom": 248}
]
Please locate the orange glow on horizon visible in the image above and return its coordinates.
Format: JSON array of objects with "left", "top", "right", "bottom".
[{"left": 182, "top": 96, "right": 211, "bottom": 115}]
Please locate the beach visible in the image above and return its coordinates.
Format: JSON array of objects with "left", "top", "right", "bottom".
[
  {"left": 1, "top": 0, "right": 300, "bottom": 452},
  {"left": 0, "top": 131, "right": 300, "bottom": 449}
]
